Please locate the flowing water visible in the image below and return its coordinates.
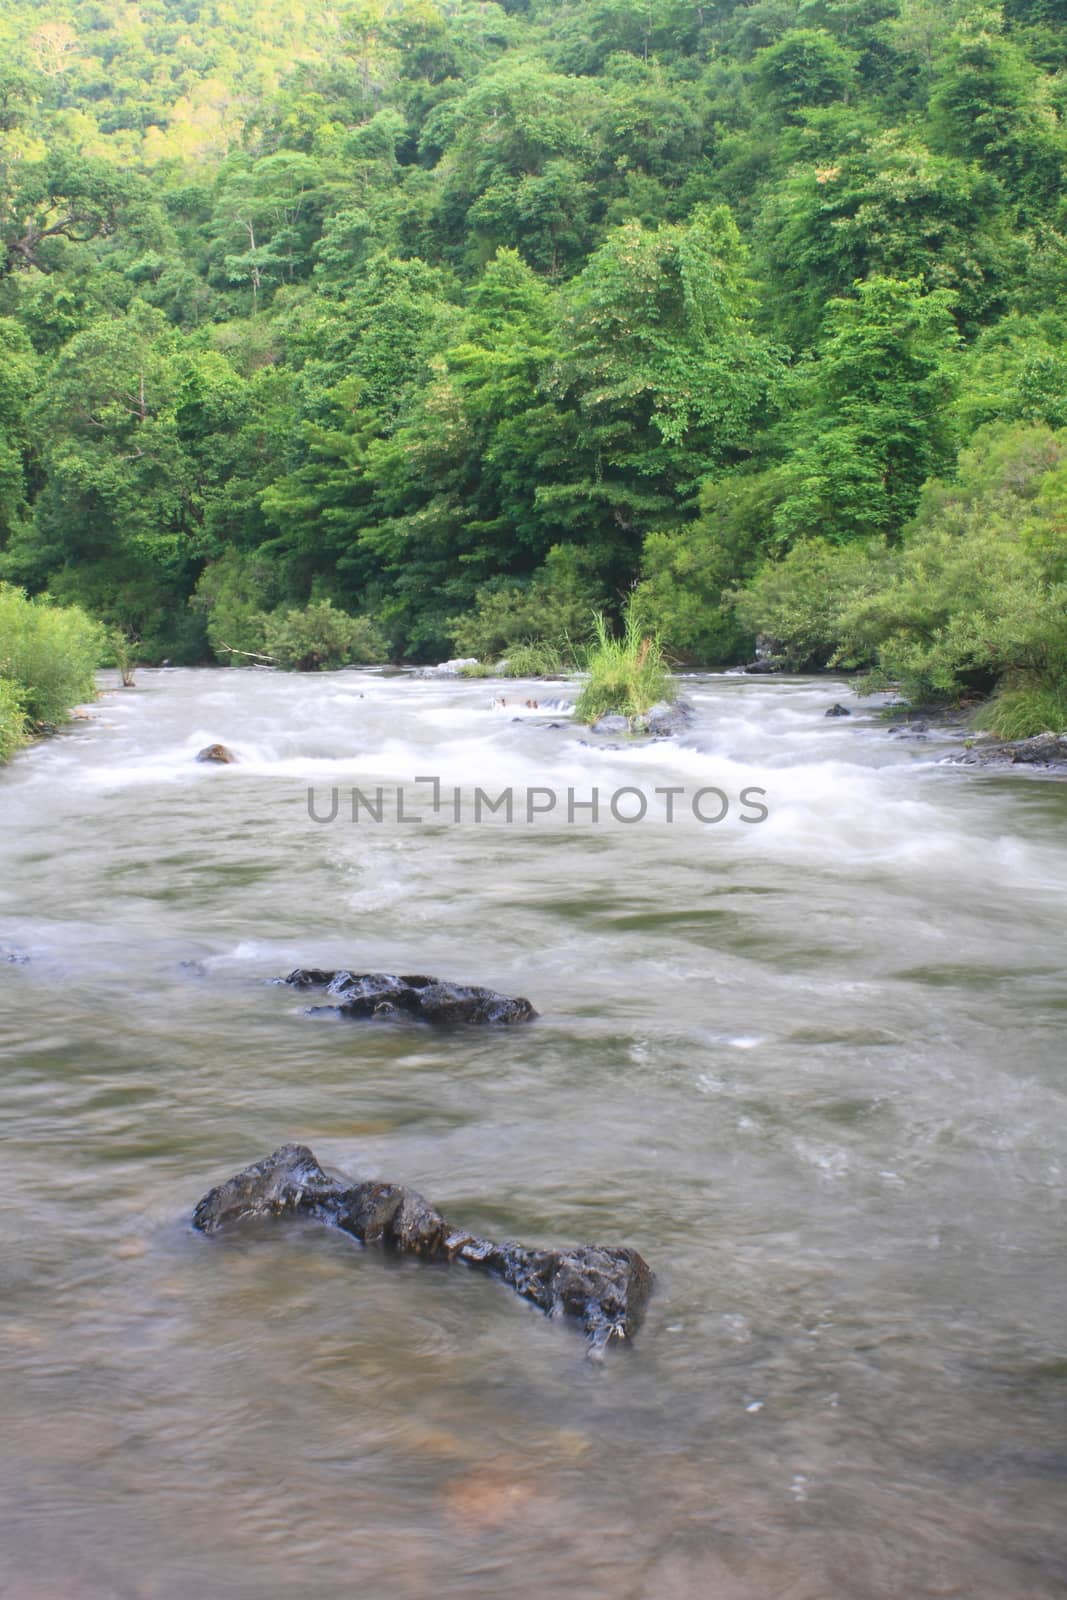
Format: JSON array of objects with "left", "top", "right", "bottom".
[{"left": 1, "top": 668, "right": 1065, "bottom": 1600}]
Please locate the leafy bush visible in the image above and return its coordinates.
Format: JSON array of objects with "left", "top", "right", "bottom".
[
  {"left": 0, "top": 678, "right": 25, "bottom": 761},
  {"left": 449, "top": 545, "right": 602, "bottom": 662},
  {"left": 260, "top": 600, "right": 388, "bottom": 671},
  {"left": 733, "top": 425, "right": 1067, "bottom": 710},
  {"left": 636, "top": 471, "right": 784, "bottom": 664},
  {"left": 732, "top": 539, "right": 892, "bottom": 670},
  {"left": 0, "top": 583, "right": 106, "bottom": 725},
  {"left": 573, "top": 601, "right": 675, "bottom": 724},
  {"left": 838, "top": 426, "right": 1067, "bottom": 701}
]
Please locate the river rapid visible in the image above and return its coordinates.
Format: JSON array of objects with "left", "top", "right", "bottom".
[{"left": 1, "top": 667, "right": 1065, "bottom": 1600}]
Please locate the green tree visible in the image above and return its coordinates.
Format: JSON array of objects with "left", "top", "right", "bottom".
[{"left": 773, "top": 276, "right": 960, "bottom": 545}]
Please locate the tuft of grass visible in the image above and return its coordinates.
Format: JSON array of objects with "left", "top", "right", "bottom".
[
  {"left": 972, "top": 681, "right": 1067, "bottom": 740},
  {"left": 573, "top": 600, "right": 675, "bottom": 725},
  {"left": 500, "top": 640, "right": 572, "bottom": 677},
  {"left": 458, "top": 639, "right": 579, "bottom": 678}
]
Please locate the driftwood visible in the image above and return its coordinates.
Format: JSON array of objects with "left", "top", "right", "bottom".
[{"left": 193, "top": 1144, "right": 653, "bottom": 1356}]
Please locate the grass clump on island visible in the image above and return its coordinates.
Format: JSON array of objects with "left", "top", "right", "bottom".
[
  {"left": 573, "top": 601, "right": 675, "bottom": 725},
  {"left": 0, "top": 583, "right": 105, "bottom": 761}
]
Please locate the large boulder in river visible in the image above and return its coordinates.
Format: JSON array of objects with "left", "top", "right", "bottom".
[
  {"left": 283, "top": 969, "right": 536, "bottom": 1025},
  {"left": 633, "top": 698, "right": 695, "bottom": 737},
  {"left": 946, "top": 732, "right": 1067, "bottom": 769},
  {"left": 192, "top": 1143, "right": 653, "bottom": 1354},
  {"left": 196, "top": 743, "right": 236, "bottom": 764}
]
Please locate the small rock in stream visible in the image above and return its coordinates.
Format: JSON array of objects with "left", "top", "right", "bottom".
[
  {"left": 283, "top": 969, "right": 536, "bottom": 1026},
  {"left": 825, "top": 703, "right": 851, "bottom": 718},
  {"left": 192, "top": 1144, "right": 653, "bottom": 1354},
  {"left": 196, "top": 743, "right": 237, "bottom": 764}
]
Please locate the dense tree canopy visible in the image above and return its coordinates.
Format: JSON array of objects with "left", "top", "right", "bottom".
[{"left": 0, "top": 0, "right": 1063, "bottom": 672}]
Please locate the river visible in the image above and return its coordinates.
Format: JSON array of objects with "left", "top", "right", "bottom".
[{"left": 1, "top": 667, "right": 1065, "bottom": 1599}]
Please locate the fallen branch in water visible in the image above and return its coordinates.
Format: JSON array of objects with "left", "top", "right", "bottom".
[{"left": 217, "top": 641, "right": 278, "bottom": 661}]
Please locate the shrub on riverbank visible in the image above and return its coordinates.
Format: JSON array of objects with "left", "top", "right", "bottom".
[
  {"left": 574, "top": 603, "right": 674, "bottom": 724},
  {"left": 449, "top": 548, "right": 602, "bottom": 665},
  {"left": 731, "top": 425, "right": 1067, "bottom": 724},
  {"left": 0, "top": 679, "right": 25, "bottom": 761},
  {"left": 0, "top": 584, "right": 105, "bottom": 759}
]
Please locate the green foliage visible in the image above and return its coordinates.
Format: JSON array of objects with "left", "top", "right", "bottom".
[
  {"left": 772, "top": 277, "right": 960, "bottom": 546},
  {"left": 0, "top": 675, "right": 25, "bottom": 761},
  {"left": 0, "top": 582, "right": 105, "bottom": 749},
  {"left": 838, "top": 427, "right": 1067, "bottom": 701},
  {"left": 573, "top": 599, "right": 675, "bottom": 724},
  {"left": 733, "top": 539, "right": 893, "bottom": 670},
  {"left": 636, "top": 471, "right": 788, "bottom": 663},
  {"left": 449, "top": 545, "right": 602, "bottom": 660},
  {"left": 0, "top": 0, "right": 1063, "bottom": 691},
  {"left": 192, "top": 548, "right": 284, "bottom": 663},
  {"left": 499, "top": 640, "right": 573, "bottom": 676},
  {"left": 738, "top": 424, "right": 1067, "bottom": 703},
  {"left": 259, "top": 600, "right": 388, "bottom": 672},
  {"left": 972, "top": 681, "right": 1067, "bottom": 737},
  {"left": 754, "top": 29, "right": 859, "bottom": 124}
]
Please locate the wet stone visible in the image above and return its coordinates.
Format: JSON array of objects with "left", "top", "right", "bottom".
[
  {"left": 193, "top": 1144, "right": 653, "bottom": 1354},
  {"left": 283, "top": 969, "right": 536, "bottom": 1026}
]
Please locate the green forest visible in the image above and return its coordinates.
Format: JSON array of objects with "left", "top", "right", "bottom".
[{"left": 2, "top": 0, "right": 1067, "bottom": 731}]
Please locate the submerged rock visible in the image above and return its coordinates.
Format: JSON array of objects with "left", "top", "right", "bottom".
[
  {"left": 193, "top": 1143, "right": 653, "bottom": 1354},
  {"left": 825, "top": 703, "right": 851, "bottom": 718},
  {"left": 196, "top": 743, "right": 237, "bottom": 764},
  {"left": 283, "top": 969, "right": 536, "bottom": 1025}
]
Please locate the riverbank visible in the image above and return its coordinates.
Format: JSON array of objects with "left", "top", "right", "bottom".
[{"left": 0, "top": 584, "right": 105, "bottom": 762}]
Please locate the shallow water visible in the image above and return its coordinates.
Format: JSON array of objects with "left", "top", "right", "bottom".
[{"left": 1, "top": 667, "right": 1065, "bottom": 1599}]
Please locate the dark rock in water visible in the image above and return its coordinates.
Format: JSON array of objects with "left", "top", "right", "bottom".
[
  {"left": 946, "top": 732, "right": 1067, "bottom": 770},
  {"left": 739, "top": 658, "right": 781, "bottom": 675},
  {"left": 196, "top": 743, "right": 237, "bottom": 764},
  {"left": 283, "top": 969, "right": 536, "bottom": 1026},
  {"left": 193, "top": 1144, "right": 652, "bottom": 1354},
  {"left": 825, "top": 703, "right": 851, "bottom": 718},
  {"left": 590, "top": 697, "right": 695, "bottom": 738},
  {"left": 634, "top": 697, "right": 695, "bottom": 738}
]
